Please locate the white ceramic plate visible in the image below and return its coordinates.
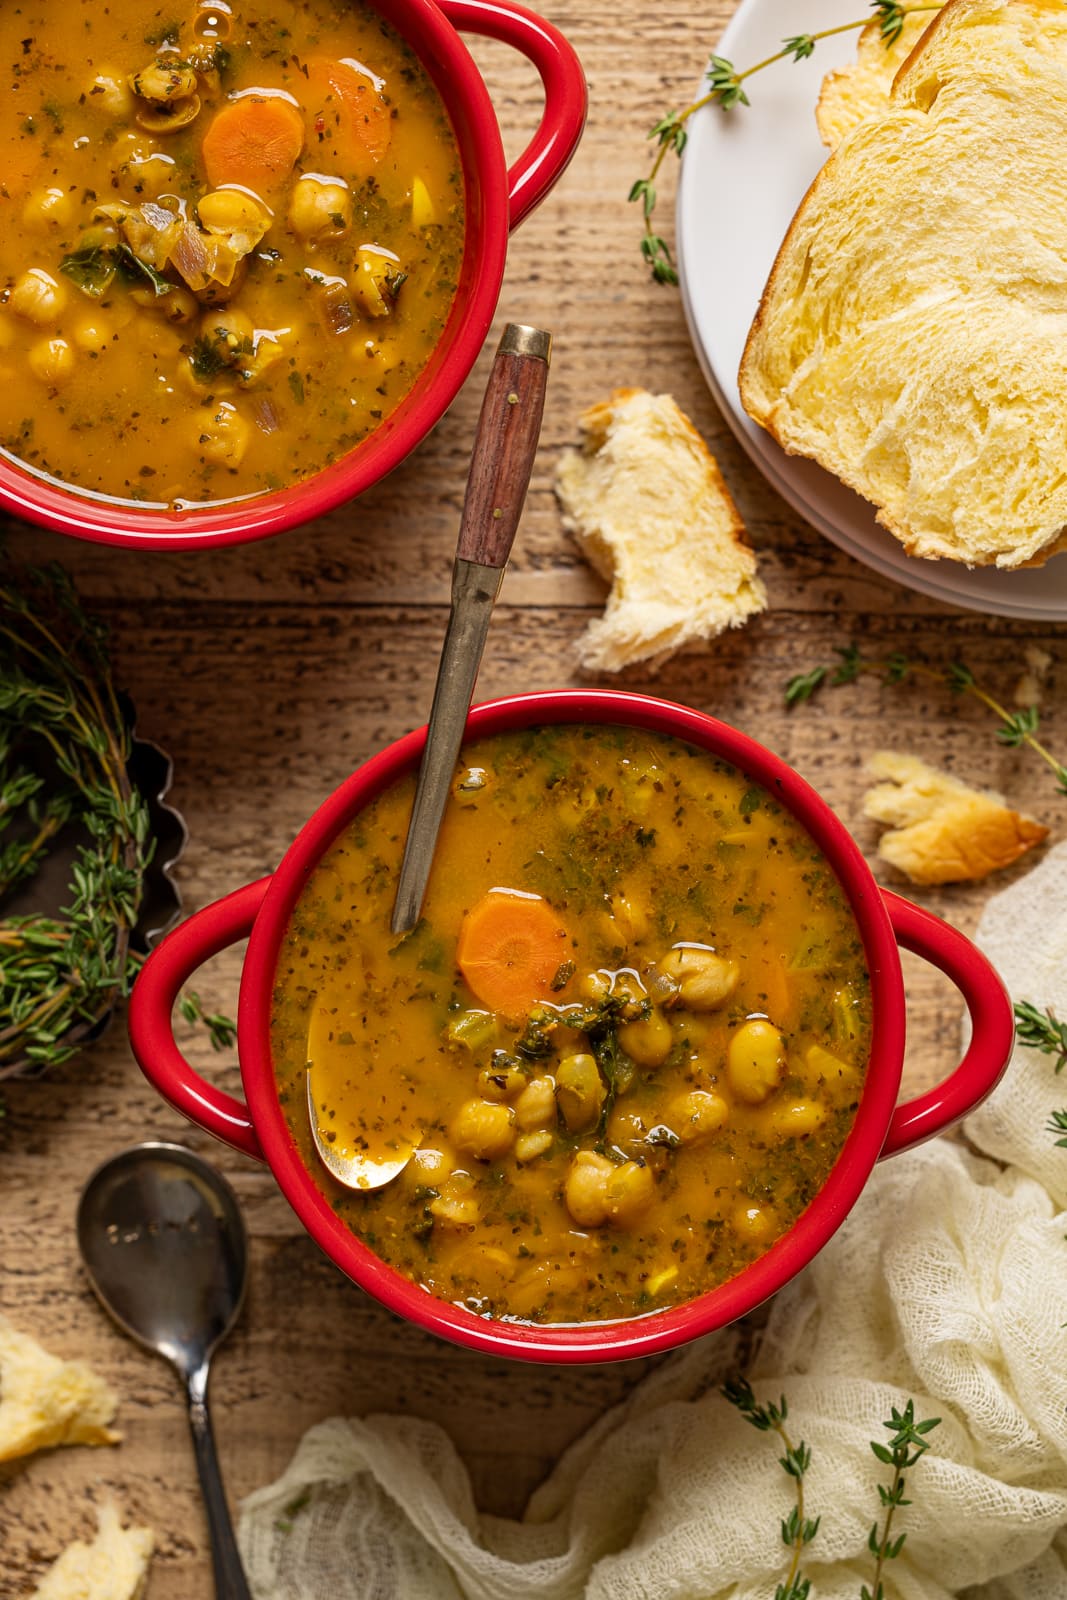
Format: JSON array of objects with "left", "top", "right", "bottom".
[{"left": 676, "top": 0, "right": 1067, "bottom": 619}]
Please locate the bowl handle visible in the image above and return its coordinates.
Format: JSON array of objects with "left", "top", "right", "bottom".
[
  {"left": 127, "top": 879, "right": 272, "bottom": 1162},
  {"left": 438, "top": 0, "right": 587, "bottom": 230},
  {"left": 879, "top": 888, "right": 1014, "bottom": 1158}
]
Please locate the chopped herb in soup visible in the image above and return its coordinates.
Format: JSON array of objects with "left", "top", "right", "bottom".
[
  {"left": 270, "top": 726, "right": 873, "bottom": 1325},
  {"left": 0, "top": 0, "right": 463, "bottom": 505}
]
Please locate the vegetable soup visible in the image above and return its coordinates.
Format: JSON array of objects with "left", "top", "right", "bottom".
[
  {"left": 0, "top": 0, "right": 464, "bottom": 505},
  {"left": 270, "top": 725, "right": 873, "bottom": 1325}
]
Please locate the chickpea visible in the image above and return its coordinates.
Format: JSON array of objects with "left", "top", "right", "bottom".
[
  {"left": 194, "top": 403, "right": 250, "bottom": 467},
  {"left": 198, "top": 188, "right": 273, "bottom": 240},
  {"left": 288, "top": 176, "right": 352, "bottom": 242},
  {"left": 89, "top": 69, "right": 135, "bottom": 119},
  {"left": 200, "top": 307, "right": 255, "bottom": 351},
  {"left": 22, "top": 187, "right": 73, "bottom": 232},
  {"left": 428, "top": 1172, "right": 479, "bottom": 1228},
  {"left": 564, "top": 1151, "right": 615, "bottom": 1227},
  {"left": 726, "top": 1018, "right": 786, "bottom": 1104},
  {"left": 10, "top": 269, "right": 67, "bottom": 326},
  {"left": 618, "top": 1007, "right": 673, "bottom": 1068},
  {"left": 555, "top": 1053, "right": 605, "bottom": 1132},
  {"left": 607, "top": 1105, "right": 649, "bottom": 1152},
  {"left": 514, "top": 1075, "right": 557, "bottom": 1131},
  {"left": 732, "top": 1202, "right": 777, "bottom": 1244},
  {"left": 668, "top": 1088, "right": 729, "bottom": 1144},
  {"left": 657, "top": 945, "right": 740, "bottom": 1011},
  {"left": 476, "top": 1063, "right": 526, "bottom": 1103},
  {"left": 578, "top": 970, "right": 612, "bottom": 1005},
  {"left": 71, "top": 317, "right": 114, "bottom": 354},
  {"left": 353, "top": 245, "right": 404, "bottom": 318},
  {"left": 770, "top": 1100, "right": 826, "bottom": 1138},
  {"left": 514, "top": 1129, "right": 553, "bottom": 1164},
  {"left": 406, "top": 1146, "right": 452, "bottom": 1184},
  {"left": 564, "top": 1151, "right": 655, "bottom": 1229},
  {"left": 28, "top": 337, "right": 74, "bottom": 385},
  {"left": 157, "top": 286, "right": 201, "bottom": 326},
  {"left": 450, "top": 1098, "right": 515, "bottom": 1161},
  {"left": 130, "top": 58, "right": 198, "bottom": 104}
]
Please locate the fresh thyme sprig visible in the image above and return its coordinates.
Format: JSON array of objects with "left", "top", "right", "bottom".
[
  {"left": 785, "top": 646, "right": 1067, "bottom": 795},
  {"left": 1013, "top": 1001, "right": 1067, "bottom": 1073},
  {"left": 863, "top": 1402, "right": 941, "bottom": 1600},
  {"left": 1012, "top": 1002, "right": 1067, "bottom": 1149},
  {"left": 632, "top": 1, "right": 942, "bottom": 283},
  {"left": 723, "top": 1378, "right": 819, "bottom": 1600},
  {"left": 0, "top": 565, "right": 233, "bottom": 1075}
]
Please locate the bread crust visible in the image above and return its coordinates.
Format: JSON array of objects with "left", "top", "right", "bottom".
[
  {"left": 863, "top": 749, "right": 1049, "bottom": 884},
  {"left": 555, "top": 388, "right": 766, "bottom": 671}
]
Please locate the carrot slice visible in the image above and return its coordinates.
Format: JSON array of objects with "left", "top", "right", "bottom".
[
  {"left": 302, "top": 57, "right": 391, "bottom": 175},
  {"left": 456, "top": 892, "right": 570, "bottom": 1018},
  {"left": 201, "top": 96, "right": 305, "bottom": 195}
]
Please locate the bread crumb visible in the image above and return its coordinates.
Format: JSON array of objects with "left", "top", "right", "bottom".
[
  {"left": 863, "top": 751, "right": 1049, "bottom": 885},
  {"left": 554, "top": 388, "right": 766, "bottom": 672},
  {"left": 31, "top": 1503, "right": 154, "bottom": 1600},
  {"left": 1013, "top": 645, "right": 1053, "bottom": 708},
  {"left": 0, "top": 1315, "right": 119, "bottom": 1462}
]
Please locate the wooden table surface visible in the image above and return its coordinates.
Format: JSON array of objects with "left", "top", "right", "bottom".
[{"left": 2, "top": 2, "right": 1063, "bottom": 1591}]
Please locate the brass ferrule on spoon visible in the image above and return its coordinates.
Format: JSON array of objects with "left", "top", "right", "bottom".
[{"left": 391, "top": 323, "right": 551, "bottom": 936}]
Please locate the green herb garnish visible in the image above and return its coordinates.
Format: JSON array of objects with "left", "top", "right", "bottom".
[
  {"left": 0, "top": 564, "right": 234, "bottom": 1075},
  {"left": 785, "top": 646, "right": 1067, "bottom": 794},
  {"left": 723, "top": 1379, "right": 818, "bottom": 1600},
  {"left": 863, "top": 1402, "right": 941, "bottom": 1600},
  {"left": 632, "top": 1, "right": 942, "bottom": 284}
]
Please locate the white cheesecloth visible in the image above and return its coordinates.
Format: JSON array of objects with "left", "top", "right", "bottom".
[{"left": 238, "top": 846, "right": 1067, "bottom": 1599}]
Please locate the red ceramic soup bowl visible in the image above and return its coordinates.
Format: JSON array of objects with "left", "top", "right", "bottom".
[
  {"left": 1, "top": 0, "right": 585, "bottom": 551},
  {"left": 129, "top": 690, "right": 1014, "bottom": 1362}
]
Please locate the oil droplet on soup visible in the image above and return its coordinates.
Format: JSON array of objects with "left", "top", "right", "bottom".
[
  {"left": 0, "top": 0, "right": 463, "bottom": 505},
  {"left": 270, "top": 727, "right": 873, "bottom": 1326}
]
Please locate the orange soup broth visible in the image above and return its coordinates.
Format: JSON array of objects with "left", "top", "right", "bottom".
[
  {"left": 0, "top": 0, "right": 463, "bottom": 504},
  {"left": 270, "top": 726, "right": 873, "bottom": 1325}
]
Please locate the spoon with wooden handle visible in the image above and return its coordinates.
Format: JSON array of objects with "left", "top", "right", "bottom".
[{"left": 390, "top": 322, "right": 551, "bottom": 936}]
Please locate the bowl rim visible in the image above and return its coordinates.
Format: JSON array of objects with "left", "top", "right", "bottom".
[
  {"left": 236, "top": 688, "right": 907, "bottom": 1363},
  {"left": 0, "top": 0, "right": 510, "bottom": 549}
]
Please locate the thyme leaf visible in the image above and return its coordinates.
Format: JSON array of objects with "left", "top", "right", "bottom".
[
  {"left": 862, "top": 1402, "right": 940, "bottom": 1599},
  {"left": 784, "top": 647, "right": 1067, "bottom": 794},
  {"left": 723, "top": 1379, "right": 817, "bottom": 1598},
  {"left": 0, "top": 564, "right": 234, "bottom": 1076},
  {"left": 1014, "top": 1001, "right": 1067, "bottom": 1073}
]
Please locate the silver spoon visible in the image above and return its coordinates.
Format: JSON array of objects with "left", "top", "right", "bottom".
[
  {"left": 304, "top": 324, "right": 551, "bottom": 1195},
  {"left": 305, "top": 997, "right": 420, "bottom": 1191},
  {"left": 390, "top": 320, "right": 551, "bottom": 936},
  {"left": 76, "top": 1142, "right": 252, "bottom": 1600}
]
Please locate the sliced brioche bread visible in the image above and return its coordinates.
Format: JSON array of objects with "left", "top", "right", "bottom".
[
  {"left": 741, "top": 0, "right": 1067, "bottom": 568},
  {"left": 863, "top": 749, "right": 1048, "bottom": 883},
  {"left": 555, "top": 389, "right": 766, "bottom": 671},
  {"left": 815, "top": 10, "right": 932, "bottom": 150}
]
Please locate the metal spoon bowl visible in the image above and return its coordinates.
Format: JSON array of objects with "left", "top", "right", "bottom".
[{"left": 77, "top": 1142, "right": 252, "bottom": 1600}]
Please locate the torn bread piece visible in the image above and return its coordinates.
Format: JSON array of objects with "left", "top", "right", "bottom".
[
  {"left": 0, "top": 1315, "right": 120, "bottom": 1462},
  {"left": 31, "top": 1503, "right": 154, "bottom": 1600},
  {"left": 863, "top": 750, "right": 1049, "bottom": 885},
  {"left": 815, "top": 10, "right": 932, "bottom": 151},
  {"left": 555, "top": 388, "right": 766, "bottom": 672}
]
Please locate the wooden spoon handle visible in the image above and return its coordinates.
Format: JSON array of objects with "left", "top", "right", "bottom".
[{"left": 457, "top": 323, "right": 551, "bottom": 567}]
